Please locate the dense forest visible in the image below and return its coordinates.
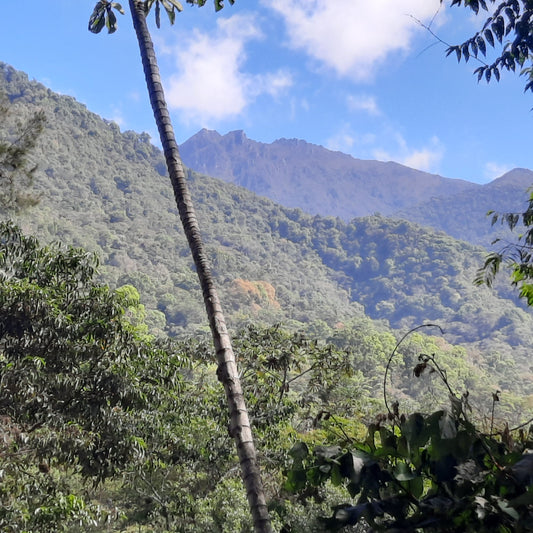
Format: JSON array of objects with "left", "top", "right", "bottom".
[{"left": 1, "top": 60, "right": 533, "bottom": 531}]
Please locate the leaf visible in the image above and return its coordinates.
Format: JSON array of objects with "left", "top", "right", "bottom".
[
  {"left": 439, "top": 411, "right": 457, "bottom": 439},
  {"left": 505, "top": 7, "right": 516, "bottom": 25},
  {"left": 331, "top": 464, "right": 342, "bottom": 486},
  {"left": 88, "top": 2, "right": 107, "bottom": 34},
  {"left": 160, "top": 0, "right": 176, "bottom": 24},
  {"left": 484, "top": 28, "right": 495, "bottom": 48},
  {"left": 446, "top": 46, "right": 458, "bottom": 59},
  {"left": 288, "top": 441, "right": 309, "bottom": 462},
  {"left": 167, "top": 0, "right": 183, "bottom": 11},
  {"left": 315, "top": 445, "right": 342, "bottom": 461},
  {"left": 106, "top": 9, "right": 118, "bottom": 34},
  {"left": 110, "top": 2, "right": 125, "bottom": 14},
  {"left": 394, "top": 461, "right": 416, "bottom": 481},
  {"left": 462, "top": 43, "right": 470, "bottom": 62},
  {"left": 402, "top": 412, "right": 428, "bottom": 449},
  {"left": 409, "top": 475, "right": 424, "bottom": 499},
  {"left": 476, "top": 35, "right": 486, "bottom": 56},
  {"left": 155, "top": 0, "right": 161, "bottom": 28},
  {"left": 470, "top": 38, "right": 478, "bottom": 57},
  {"left": 497, "top": 498, "right": 520, "bottom": 520},
  {"left": 283, "top": 468, "right": 307, "bottom": 492},
  {"left": 492, "top": 16, "right": 505, "bottom": 43},
  {"left": 339, "top": 450, "right": 368, "bottom": 485}
]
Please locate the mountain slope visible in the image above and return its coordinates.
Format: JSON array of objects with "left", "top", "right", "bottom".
[
  {"left": 396, "top": 168, "right": 533, "bottom": 245},
  {"left": 1, "top": 62, "right": 532, "bottom": 376},
  {"left": 180, "top": 129, "right": 477, "bottom": 219},
  {"left": 180, "top": 130, "right": 533, "bottom": 248}
]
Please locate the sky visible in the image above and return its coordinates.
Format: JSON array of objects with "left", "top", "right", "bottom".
[{"left": 1, "top": 0, "right": 532, "bottom": 184}]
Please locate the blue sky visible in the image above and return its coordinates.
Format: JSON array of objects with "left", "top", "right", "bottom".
[{"left": 1, "top": 0, "right": 531, "bottom": 183}]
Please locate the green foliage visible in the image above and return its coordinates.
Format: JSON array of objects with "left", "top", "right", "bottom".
[
  {"left": 0, "top": 222, "right": 189, "bottom": 531},
  {"left": 0, "top": 226, "right": 374, "bottom": 532},
  {"left": 0, "top": 222, "right": 528, "bottom": 531},
  {"left": 287, "top": 405, "right": 533, "bottom": 531},
  {"left": 285, "top": 336, "right": 533, "bottom": 532},
  {"left": 445, "top": 0, "right": 533, "bottom": 92},
  {"left": 1, "top": 63, "right": 532, "bottom": 398},
  {"left": 88, "top": 0, "right": 234, "bottom": 33},
  {"left": 3, "top": 63, "right": 532, "bottom": 364},
  {"left": 475, "top": 188, "right": 533, "bottom": 305},
  {"left": 88, "top": 1, "right": 125, "bottom": 34},
  {"left": 0, "top": 92, "right": 44, "bottom": 215}
]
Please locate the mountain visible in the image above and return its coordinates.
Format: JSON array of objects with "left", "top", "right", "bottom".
[
  {"left": 396, "top": 168, "right": 533, "bottom": 245},
  {"left": 180, "top": 130, "right": 533, "bottom": 248},
  {"left": 2, "top": 62, "right": 533, "bottom": 387},
  {"left": 179, "top": 129, "right": 477, "bottom": 219}
]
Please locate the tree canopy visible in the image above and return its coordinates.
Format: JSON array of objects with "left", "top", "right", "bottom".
[
  {"left": 0, "top": 92, "right": 44, "bottom": 215},
  {"left": 444, "top": 0, "right": 533, "bottom": 92}
]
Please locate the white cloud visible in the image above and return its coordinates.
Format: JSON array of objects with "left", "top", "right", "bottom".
[
  {"left": 485, "top": 162, "right": 512, "bottom": 181},
  {"left": 401, "top": 146, "right": 443, "bottom": 171},
  {"left": 326, "top": 131, "right": 355, "bottom": 153},
  {"left": 159, "top": 14, "right": 292, "bottom": 123},
  {"left": 326, "top": 125, "right": 376, "bottom": 154},
  {"left": 264, "top": 0, "right": 443, "bottom": 80},
  {"left": 347, "top": 94, "right": 381, "bottom": 115},
  {"left": 109, "top": 106, "right": 125, "bottom": 128},
  {"left": 374, "top": 135, "right": 444, "bottom": 172}
]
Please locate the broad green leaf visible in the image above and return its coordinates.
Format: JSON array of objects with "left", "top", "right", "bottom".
[
  {"left": 106, "top": 9, "right": 118, "bottom": 34},
  {"left": 339, "top": 450, "right": 368, "bottom": 484},
  {"left": 402, "top": 412, "right": 428, "bottom": 449},
  {"left": 394, "top": 461, "right": 416, "bottom": 482},
  {"left": 288, "top": 441, "right": 309, "bottom": 462},
  {"left": 331, "top": 464, "right": 342, "bottom": 486},
  {"left": 408, "top": 475, "right": 424, "bottom": 499},
  {"left": 88, "top": 3, "right": 107, "bottom": 34}
]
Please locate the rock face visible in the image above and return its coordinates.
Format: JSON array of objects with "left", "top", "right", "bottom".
[{"left": 179, "top": 129, "right": 477, "bottom": 219}]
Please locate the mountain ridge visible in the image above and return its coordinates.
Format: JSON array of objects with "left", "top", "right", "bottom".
[
  {"left": 180, "top": 129, "right": 533, "bottom": 246},
  {"left": 180, "top": 128, "right": 479, "bottom": 219}
]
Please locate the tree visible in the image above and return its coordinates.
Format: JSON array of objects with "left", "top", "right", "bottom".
[
  {"left": 283, "top": 330, "right": 533, "bottom": 532},
  {"left": 441, "top": 1, "right": 533, "bottom": 304},
  {"left": 87, "top": 1, "right": 272, "bottom": 530},
  {"left": 0, "top": 222, "right": 191, "bottom": 531},
  {"left": 474, "top": 191, "right": 533, "bottom": 304},
  {"left": 442, "top": 0, "right": 533, "bottom": 92},
  {"left": 0, "top": 92, "right": 44, "bottom": 216}
]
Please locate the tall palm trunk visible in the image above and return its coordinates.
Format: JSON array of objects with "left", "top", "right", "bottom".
[{"left": 128, "top": 1, "right": 272, "bottom": 531}]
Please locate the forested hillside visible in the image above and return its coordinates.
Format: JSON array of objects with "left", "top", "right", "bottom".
[
  {"left": 397, "top": 168, "right": 533, "bottom": 246},
  {"left": 3, "top": 59, "right": 533, "bottom": 532},
  {"left": 1, "top": 59, "right": 532, "bottom": 403},
  {"left": 1, "top": 61, "right": 532, "bottom": 365}
]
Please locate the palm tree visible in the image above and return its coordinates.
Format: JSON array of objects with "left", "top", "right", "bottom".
[{"left": 89, "top": 1, "right": 272, "bottom": 531}]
